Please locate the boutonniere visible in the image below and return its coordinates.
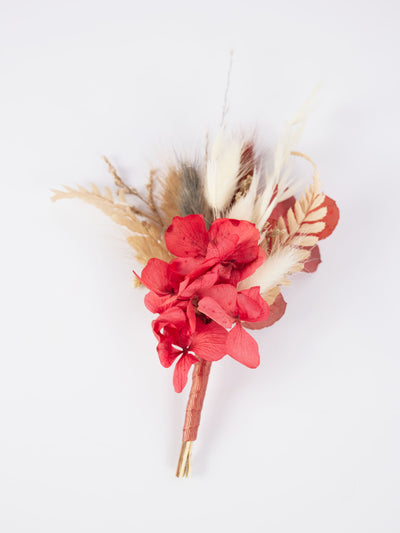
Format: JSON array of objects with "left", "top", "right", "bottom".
[{"left": 52, "top": 94, "right": 339, "bottom": 477}]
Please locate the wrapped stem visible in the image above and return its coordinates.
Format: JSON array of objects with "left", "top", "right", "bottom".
[{"left": 176, "top": 359, "right": 211, "bottom": 477}]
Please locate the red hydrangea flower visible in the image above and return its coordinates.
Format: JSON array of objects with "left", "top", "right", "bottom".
[
  {"left": 165, "top": 215, "right": 266, "bottom": 285},
  {"left": 140, "top": 258, "right": 184, "bottom": 313},
  {"left": 197, "top": 285, "right": 269, "bottom": 368},
  {"left": 140, "top": 258, "right": 219, "bottom": 314},
  {"left": 153, "top": 307, "right": 228, "bottom": 392},
  {"left": 136, "top": 214, "right": 270, "bottom": 392}
]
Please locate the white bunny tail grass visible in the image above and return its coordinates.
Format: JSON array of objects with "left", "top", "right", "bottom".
[
  {"left": 239, "top": 245, "right": 309, "bottom": 295},
  {"left": 204, "top": 126, "right": 243, "bottom": 214}
]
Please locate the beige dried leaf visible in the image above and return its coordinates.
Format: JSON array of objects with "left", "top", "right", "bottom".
[
  {"left": 287, "top": 208, "right": 297, "bottom": 234},
  {"left": 273, "top": 175, "right": 325, "bottom": 250},
  {"left": 254, "top": 152, "right": 326, "bottom": 291},
  {"left": 297, "top": 222, "right": 325, "bottom": 234},
  {"left": 304, "top": 206, "right": 327, "bottom": 222},
  {"left": 291, "top": 235, "right": 319, "bottom": 247},
  {"left": 294, "top": 201, "right": 304, "bottom": 220}
]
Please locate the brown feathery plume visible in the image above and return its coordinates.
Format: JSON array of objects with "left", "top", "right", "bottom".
[
  {"left": 178, "top": 164, "right": 213, "bottom": 226},
  {"left": 159, "top": 166, "right": 183, "bottom": 227}
]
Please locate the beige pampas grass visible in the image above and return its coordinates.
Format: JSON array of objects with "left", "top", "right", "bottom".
[
  {"left": 239, "top": 245, "right": 308, "bottom": 294},
  {"left": 51, "top": 158, "right": 173, "bottom": 266},
  {"left": 205, "top": 127, "right": 243, "bottom": 212},
  {"left": 254, "top": 88, "right": 319, "bottom": 232}
]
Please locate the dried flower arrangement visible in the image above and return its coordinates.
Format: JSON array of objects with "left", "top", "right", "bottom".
[{"left": 52, "top": 93, "right": 339, "bottom": 477}]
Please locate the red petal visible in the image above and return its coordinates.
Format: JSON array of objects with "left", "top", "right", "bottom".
[
  {"left": 236, "top": 287, "right": 269, "bottom": 322},
  {"left": 152, "top": 307, "right": 187, "bottom": 336},
  {"left": 187, "top": 300, "right": 197, "bottom": 333},
  {"left": 179, "top": 269, "right": 219, "bottom": 298},
  {"left": 206, "top": 233, "right": 239, "bottom": 261},
  {"left": 209, "top": 218, "right": 259, "bottom": 247},
  {"left": 144, "top": 292, "right": 170, "bottom": 313},
  {"left": 157, "top": 341, "right": 181, "bottom": 368},
  {"left": 216, "top": 262, "right": 234, "bottom": 282},
  {"left": 269, "top": 196, "right": 296, "bottom": 222},
  {"left": 189, "top": 320, "right": 228, "bottom": 361},
  {"left": 165, "top": 215, "right": 208, "bottom": 258},
  {"left": 302, "top": 246, "right": 321, "bottom": 273},
  {"left": 208, "top": 219, "right": 261, "bottom": 265},
  {"left": 172, "top": 256, "right": 220, "bottom": 281},
  {"left": 140, "top": 258, "right": 182, "bottom": 296},
  {"left": 315, "top": 195, "right": 340, "bottom": 240},
  {"left": 197, "top": 296, "right": 234, "bottom": 328},
  {"left": 169, "top": 256, "right": 205, "bottom": 276},
  {"left": 244, "top": 293, "right": 287, "bottom": 329},
  {"left": 238, "top": 247, "right": 266, "bottom": 281},
  {"left": 226, "top": 322, "right": 260, "bottom": 368},
  {"left": 173, "top": 354, "right": 198, "bottom": 393},
  {"left": 198, "top": 284, "right": 237, "bottom": 316},
  {"left": 140, "top": 258, "right": 168, "bottom": 294}
]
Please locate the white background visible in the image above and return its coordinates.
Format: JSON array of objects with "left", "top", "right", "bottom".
[{"left": 1, "top": 1, "right": 399, "bottom": 531}]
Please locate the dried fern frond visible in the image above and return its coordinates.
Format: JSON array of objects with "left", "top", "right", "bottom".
[
  {"left": 240, "top": 154, "right": 327, "bottom": 293},
  {"left": 268, "top": 156, "right": 323, "bottom": 253}
]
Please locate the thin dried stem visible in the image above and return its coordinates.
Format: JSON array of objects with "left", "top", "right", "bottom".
[
  {"left": 146, "top": 169, "right": 164, "bottom": 227},
  {"left": 103, "top": 156, "right": 162, "bottom": 226},
  {"left": 220, "top": 49, "right": 234, "bottom": 126},
  {"left": 103, "top": 156, "right": 150, "bottom": 206}
]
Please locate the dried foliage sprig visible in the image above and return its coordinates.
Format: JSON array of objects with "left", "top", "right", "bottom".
[{"left": 51, "top": 161, "right": 172, "bottom": 265}]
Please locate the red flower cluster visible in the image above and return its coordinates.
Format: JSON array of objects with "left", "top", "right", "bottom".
[{"left": 136, "top": 215, "right": 269, "bottom": 392}]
